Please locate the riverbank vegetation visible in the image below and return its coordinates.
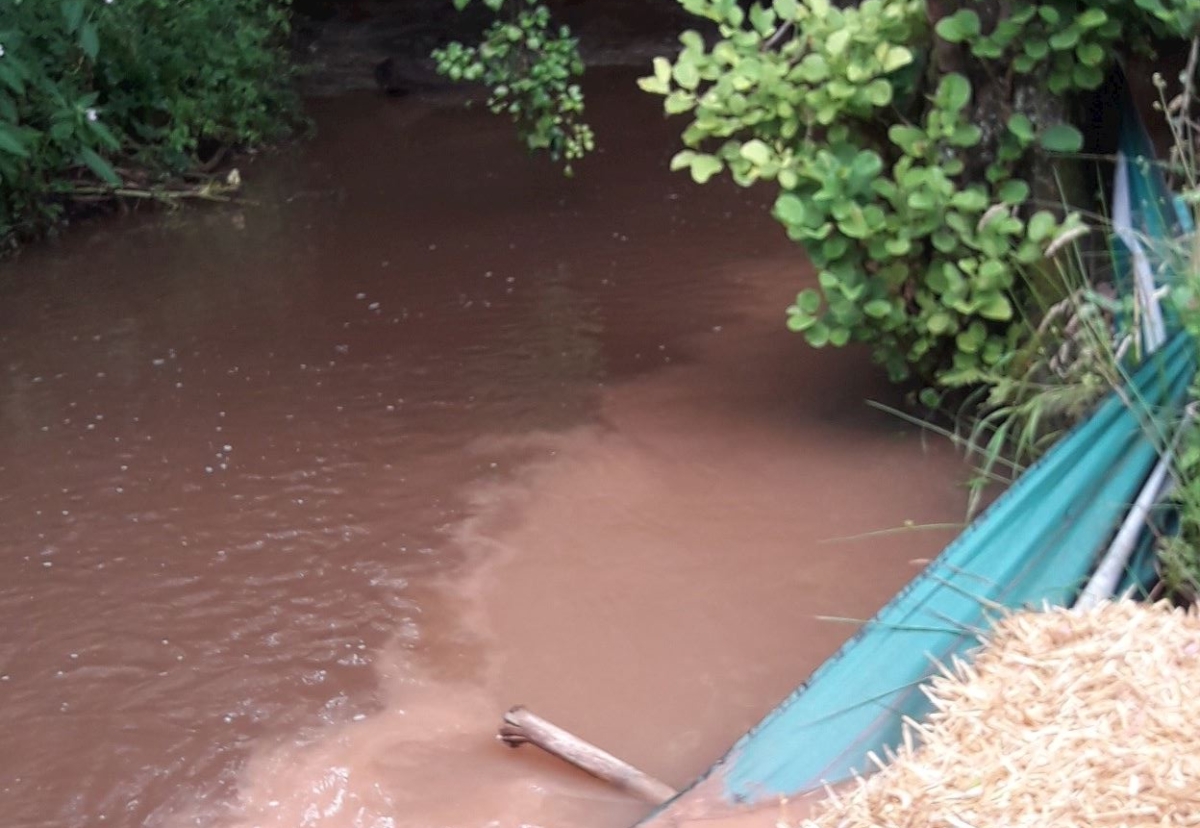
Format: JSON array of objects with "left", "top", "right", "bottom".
[
  {"left": 1155, "top": 77, "right": 1200, "bottom": 599},
  {"left": 0, "top": 0, "right": 300, "bottom": 249},
  {"left": 643, "top": 1, "right": 1197, "bottom": 388},
  {"left": 433, "top": 0, "right": 594, "bottom": 174}
]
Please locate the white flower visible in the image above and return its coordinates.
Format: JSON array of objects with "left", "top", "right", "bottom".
[
  {"left": 86, "top": 108, "right": 99, "bottom": 122},
  {"left": 0, "top": 45, "right": 6, "bottom": 58}
]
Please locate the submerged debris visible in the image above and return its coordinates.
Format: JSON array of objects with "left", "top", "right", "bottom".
[{"left": 802, "top": 600, "right": 1200, "bottom": 828}]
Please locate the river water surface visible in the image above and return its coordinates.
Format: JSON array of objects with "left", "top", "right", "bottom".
[{"left": 0, "top": 71, "right": 967, "bottom": 828}]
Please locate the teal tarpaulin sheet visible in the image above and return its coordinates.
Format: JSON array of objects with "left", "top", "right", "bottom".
[{"left": 713, "top": 332, "right": 1190, "bottom": 801}]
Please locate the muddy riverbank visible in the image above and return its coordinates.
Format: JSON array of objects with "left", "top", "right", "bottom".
[{"left": 0, "top": 69, "right": 966, "bottom": 828}]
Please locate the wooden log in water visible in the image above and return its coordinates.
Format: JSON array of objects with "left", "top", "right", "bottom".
[{"left": 498, "top": 705, "right": 679, "bottom": 805}]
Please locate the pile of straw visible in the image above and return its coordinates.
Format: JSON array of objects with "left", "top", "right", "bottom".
[{"left": 801, "top": 600, "right": 1200, "bottom": 827}]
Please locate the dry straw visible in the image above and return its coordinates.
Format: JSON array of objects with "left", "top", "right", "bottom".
[{"left": 800, "top": 600, "right": 1200, "bottom": 828}]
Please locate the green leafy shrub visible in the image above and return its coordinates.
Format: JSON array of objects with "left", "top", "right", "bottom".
[
  {"left": 0, "top": 0, "right": 299, "bottom": 247},
  {"left": 1163, "top": 124, "right": 1200, "bottom": 598},
  {"left": 434, "top": 0, "right": 594, "bottom": 173},
  {"left": 642, "top": 0, "right": 1199, "bottom": 385},
  {"left": 1162, "top": 435, "right": 1200, "bottom": 600}
]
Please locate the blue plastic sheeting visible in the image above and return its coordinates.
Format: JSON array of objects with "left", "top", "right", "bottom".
[
  {"left": 1117, "top": 94, "right": 1191, "bottom": 245},
  {"left": 699, "top": 332, "right": 1191, "bottom": 803},
  {"left": 1111, "top": 77, "right": 1192, "bottom": 344}
]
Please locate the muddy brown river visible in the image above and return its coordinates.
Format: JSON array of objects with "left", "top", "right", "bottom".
[{"left": 0, "top": 70, "right": 967, "bottom": 828}]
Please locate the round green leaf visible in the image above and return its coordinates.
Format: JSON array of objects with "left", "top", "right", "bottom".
[
  {"left": 796, "top": 288, "right": 822, "bottom": 314},
  {"left": 851, "top": 150, "right": 884, "bottom": 179},
  {"left": 907, "top": 190, "right": 936, "bottom": 211},
  {"left": 935, "top": 9, "right": 981, "bottom": 43},
  {"left": 786, "top": 311, "right": 816, "bottom": 332},
  {"left": 932, "top": 229, "right": 958, "bottom": 253},
  {"left": 1013, "top": 53, "right": 1038, "bottom": 73},
  {"left": 1039, "top": 123, "right": 1083, "bottom": 153},
  {"left": 950, "top": 124, "right": 982, "bottom": 147},
  {"left": 1007, "top": 113, "right": 1035, "bottom": 144},
  {"left": 775, "top": 193, "right": 807, "bottom": 225},
  {"left": 806, "top": 322, "right": 831, "bottom": 347},
  {"left": 819, "top": 237, "right": 849, "bottom": 265},
  {"left": 740, "top": 139, "right": 772, "bottom": 166},
  {"left": 973, "top": 40, "right": 1004, "bottom": 59},
  {"left": 664, "top": 91, "right": 696, "bottom": 114},
  {"left": 1024, "top": 39, "right": 1049, "bottom": 59},
  {"left": 889, "top": 125, "right": 925, "bottom": 154},
  {"left": 796, "top": 54, "right": 830, "bottom": 83},
  {"left": 673, "top": 58, "right": 700, "bottom": 90},
  {"left": 1047, "top": 71, "right": 1072, "bottom": 95},
  {"left": 927, "top": 311, "right": 954, "bottom": 334},
  {"left": 690, "top": 154, "right": 724, "bottom": 183},
  {"left": 956, "top": 322, "right": 987, "bottom": 353},
  {"left": 880, "top": 45, "right": 914, "bottom": 73},
  {"left": 1076, "top": 42, "right": 1105, "bottom": 66},
  {"left": 997, "top": 178, "right": 1030, "bottom": 204},
  {"left": 1073, "top": 63, "right": 1104, "bottom": 89},
  {"left": 638, "top": 65, "right": 670, "bottom": 95},
  {"left": 1049, "top": 28, "right": 1080, "bottom": 51},
  {"left": 864, "top": 80, "right": 893, "bottom": 107},
  {"left": 827, "top": 29, "right": 850, "bottom": 56},
  {"left": 864, "top": 299, "right": 893, "bottom": 318},
  {"left": 670, "top": 150, "right": 697, "bottom": 172},
  {"left": 773, "top": 0, "right": 799, "bottom": 18},
  {"left": 951, "top": 189, "right": 988, "bottom": 211},
  {"left": 937, "top": 73, "right": 972, "bottom": 112},
  {"left": 749, "top": 3, "right": 776, "bottom": 34},
  {"left": 1027, "top": 210, "right": 1057, "bottom": 242}
]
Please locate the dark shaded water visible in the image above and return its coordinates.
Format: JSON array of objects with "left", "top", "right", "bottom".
[{"left": 0, "top": 71, "right": 966, "bottom": 828}]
